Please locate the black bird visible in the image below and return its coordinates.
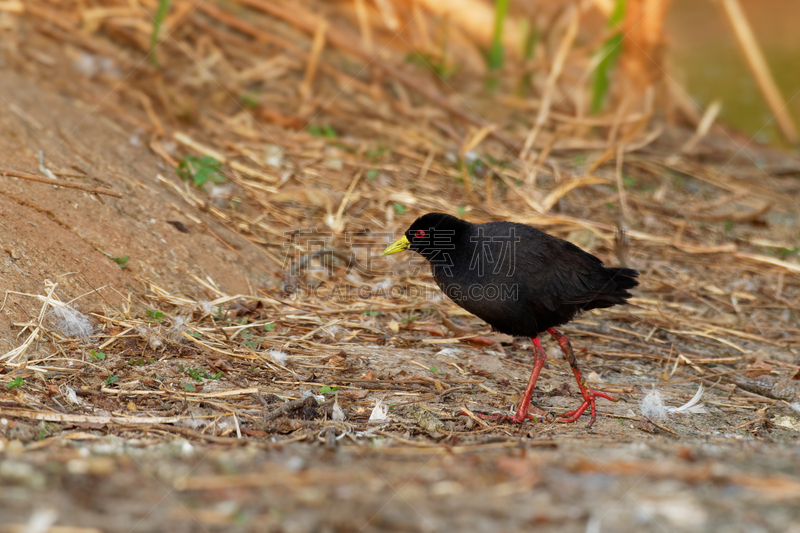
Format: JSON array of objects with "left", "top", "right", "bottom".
[{"left": 383, "top": 212, "right": 639, "bottom": 427}]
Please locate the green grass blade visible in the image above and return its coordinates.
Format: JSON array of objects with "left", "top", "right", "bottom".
[
  {"left": 590, "top": 33, "right": 624, "bottom": 113},
  {"left": 609, "top": 0, "right": 627, "bottom": 25},
  {"left": 487, "top": 0, "right": 509, "bottom": 71},
  {"left": 150, "top": 0, "right": 171, "bottom": 67},
  {"left": 590, "top": 0, "right": 627, "bottom": 113},
  {"left": 517, "top": 23, "right": 540, "bottom": 95},
  {"left": 486, "top": 0, "right": 510, "bottom": 89}
]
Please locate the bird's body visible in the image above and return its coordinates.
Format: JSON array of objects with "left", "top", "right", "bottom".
[
  {"left": 383, "top": 212, "right": 639, "bottom": 426},
  {"left": 418, "top": 215, "right": 637, "bottom": 338}
]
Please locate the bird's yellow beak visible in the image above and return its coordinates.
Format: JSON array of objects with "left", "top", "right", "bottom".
[{"left": 382, "top": 235, "right": 410, "bottom": 255}]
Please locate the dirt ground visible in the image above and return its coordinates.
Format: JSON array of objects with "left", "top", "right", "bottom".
[{"left": 2, "top": 3, "right": 800, "bottom": 532}]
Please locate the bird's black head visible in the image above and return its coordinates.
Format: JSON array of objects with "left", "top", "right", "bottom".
[{"left": 383, "top": 212, "right": 469, "bottom": 260}]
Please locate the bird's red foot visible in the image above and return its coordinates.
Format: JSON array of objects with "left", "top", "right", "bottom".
[
  {"left": 557, "top": 387, "right": 618, "bottom": 427},
  {"left": 545, "top": 327, "right": 622, "bottom": 428},
  {"left": 479, "top": 337, "right": 550, "bottom": 424}
]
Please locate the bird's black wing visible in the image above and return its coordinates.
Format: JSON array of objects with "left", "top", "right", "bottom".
[{"left": 514, "top": 227, "right": 634, "bottom": 311}]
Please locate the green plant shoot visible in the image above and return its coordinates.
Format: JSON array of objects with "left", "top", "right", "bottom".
[
  {"left": 591, "top": 0, "right": 627, "bottom": 113},
  {"left": 177, "top": 155, "right": 225, "bottom": 190},
  {"left": 486, "top": 0, "right": 510, "bottom": 89},
  {"left": 150, "top": 0, "right": 171, "bottom": 67}
]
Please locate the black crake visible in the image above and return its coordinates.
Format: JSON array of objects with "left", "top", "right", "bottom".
[{"left": 383, "top": 212, "right": 639, "bottom": 426}]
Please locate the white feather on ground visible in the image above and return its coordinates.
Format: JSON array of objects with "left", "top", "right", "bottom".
[
  {"left": 666, "top": 385, "right": 707, "bottom": 414},
  {"left": 640, "top": 385, "right": 707, "bottom": 422},
  {"left": 168, "top": 317, "right": 187, "bottom": 341},
  {"left": 332, "top": 395, "right": 346, "bottom": 421},
  {"left": 368, "top": 399, "right": 389, "bottom": 423},
  {"left": 62, "top": 386, "right": 82, "bottom": 406},
  {"left": 137, "top": 327, "right": 163, "bottom": 349},
  {"left": 48, "top": 306, "right": 93, "bottom": 338},
  {"left": 301, "top": 389, "right": 325, "bottom": 403},
  {"left": 640, "top": 388, "right": 667, "bottom": 422},
  {"left": 266, "top": 349, "right": 288, "bottom": 366}
]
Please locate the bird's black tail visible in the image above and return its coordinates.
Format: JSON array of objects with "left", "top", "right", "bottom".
[
  {"left": 584, "top": 267, "right": 639, "bottom": 310},
  {"left": 611, "top": 267, "right": 639, "bottom": 292}
]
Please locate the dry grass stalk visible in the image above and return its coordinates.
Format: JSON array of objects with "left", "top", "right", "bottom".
[
  {"left": 352, "top": 0, "right": 373, "bottom": 52},
  {"left": 299, "top": 18, "right": 328, "bottom": 101},
  {"left": 619, "top": 0, "right": 673, "bottom": 94},
  {"left": 615, "top": 145, "right": 630, "bottom": 222},
  {"left": 520, "top": 4, "right": 580, "bottom": 164},
  {"left": 681, "top": 100, "right": 723, "bottom": 153},
  {"left": 2, "top": 282, "right": 67, "bottom": 367},
  {"left": 0, "top": 407, "right": 185, "bottom": 426},
  {"left": 1, "top": 169, "right": 122, "bottom": 198}
]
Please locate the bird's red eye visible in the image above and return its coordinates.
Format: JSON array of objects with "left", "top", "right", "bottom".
[{"left": 414, "top": 230, "right": 426, "bottom": 239}]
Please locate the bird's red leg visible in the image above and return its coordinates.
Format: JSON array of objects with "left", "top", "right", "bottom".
[
  {"left": 507, "top": 337, "right": 548, "bottom": 423},
  {"left": 546, "top": 327, "right": 618, "bottom": 427},
  {"left": 468, "top": 337, "right": 547, "bottom": 423}
]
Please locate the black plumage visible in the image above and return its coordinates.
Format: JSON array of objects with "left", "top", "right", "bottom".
[{"left": 383, "top": 212, "right": 639, "bottom": 426}]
